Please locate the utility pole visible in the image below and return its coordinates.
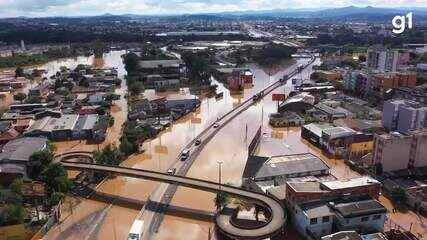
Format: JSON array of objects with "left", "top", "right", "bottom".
[{"left": 217, "top": 160, "right": 223, "bottom": 210}]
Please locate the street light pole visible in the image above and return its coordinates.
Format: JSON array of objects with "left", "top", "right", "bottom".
[{"left": 217, "top": 160, "right": 223, "bottom": 210}]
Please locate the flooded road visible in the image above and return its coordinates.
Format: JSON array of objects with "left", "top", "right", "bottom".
[{"left": 40, "top": 51, "right": 426, "bottom": 240}]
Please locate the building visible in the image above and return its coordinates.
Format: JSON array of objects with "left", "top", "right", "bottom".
[
  {"left": 24, "top": 114, "right": 103, "bottom": 141},
  {"left": 370, "top": 72, "right": 417, "bottom": 98},
  {"left": 322, "top": 231, "right": 363, "bottom": 240},
  {"left": 295, "top": 201, "right": 335, "bottom": 239},
  {"left": 347, "top": 133, "right": 374, "bottom": 159},
  {"left": 367, "top": 45, "right": 409, "bottom": 72},
  {"left": 0, "top": 137, "right": 48, "bottom": 181},
  {"left": 322, "top": 231, "right": 388, "bottom": 240},
  {"left": 243, "top": 153, "right": 330, "bottom": 187},
  {"left": 213, "top": 68, "right": 253, "bottom": 91},
  {"left": 294, "top": 198, "right": 387, "bottom": 239},
  {"left": 321, "top": 126, "right": 356, "bottom": 157},
  {"left": 139, "top": 59, "right": 187, "bottom": 88},
  {"left": 332, "top": 199, "right": 387, "bottom": 233},
  {"left": 286, "top": 176, "right": 381, "bottom": 207},
  {"left": 394, "top": 84, "right": 427, "bottom": 104},
  {"left": 382, "top": 100, "right": 427, "bottom": 134},
  {"left": 269, "top": 111, "right": 305, "bottom": 127},
  {"left": 310, "top": 102, "right": 351, "bottom": 122},
  {"left": 301, "top": 123, "right": 335, "bottom": 147},
  {"left": 0, "top": 121, "right": 20, "bottom": 145},
  {"left": 372, "top": 131, "right": 427, "bottom": 172},
  {"left": 315, "top": 70, "right": 342, "bottom": 82}
]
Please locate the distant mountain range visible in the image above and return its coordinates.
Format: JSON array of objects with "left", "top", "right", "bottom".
[
  {"left": 3, "top": 6, "right": 427, "bottom": 20},
  {"left": 210, "top": 6, "right": 427, "bottom": 18}
]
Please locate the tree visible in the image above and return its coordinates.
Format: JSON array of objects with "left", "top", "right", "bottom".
[
  {"left": 15, "top": 67, "right": 24, "bottom": 77},
  {"left": 40, "top": 163, "right": 71, "bottom": 193},
  {"left": 93, "top": 39, "right": 106, "bottom": 58},
  {"left": 123, "top": 52, "right": 139, "bottom": 75},
  {"left": 13, "top": 92, "right": 26, "bottom": 103},
  {"left": 28, "top": 149, "right": 54, "bottom": 179},
  {"left": 49, "top": 192, "right": 64, "bottom": 206},
  {"left": 93, "top": 144, "right": 122, "bottom": 166},
  {"left": 10, "top": 178, "right": 23, "bottom": 196},
  {"left": 0, "top": 204, "right": 26, "bottom": 226},
  {"left": 391, "top": 187, "right": 407, "bottom": 203},
  {"left": 128, "top": 81, "right": 144, "bottom": 96},
  {"left": 120, "top": 137, "right": 136, "bottom": 156}
]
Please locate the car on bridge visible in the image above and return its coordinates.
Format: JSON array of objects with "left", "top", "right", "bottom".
[
  {"left": 167, "top": 168, "right": 176, "bottom": 175},
  {"left": 128, "top": 219, "right": 144, "bottom": 240},
  {"left": 180, "top": 149, "right": 190, "bottom": 161}
]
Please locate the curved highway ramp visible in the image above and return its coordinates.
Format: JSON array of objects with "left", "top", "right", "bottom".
[{"left": 61, "top": 161, "right": 286, "bottom": 239}]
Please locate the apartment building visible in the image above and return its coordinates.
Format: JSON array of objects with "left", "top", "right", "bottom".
[
  {"left": 372, "top": 131, "right": 427, "bottom": 172},
  {"left": 382, "top": 100, "right": 427, "bottom": 134}
]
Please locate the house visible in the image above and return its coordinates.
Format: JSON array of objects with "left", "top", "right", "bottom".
[
  {"left": 286, "top": 176, "right": 381, "bottom": 207},
  {"left": 301, "top": 123, "right": 335, "bottom": 147},
  {"left": 321, "top": 126, "right": 356, "bottom": 157},
  {"left": 87, "top": 93, "right": 105, "bottom": 105},
  {"left": 322, "top": 231, "right": 363, "bottom": 240},
  {"left": 269, "top": 111, "right": 305, "bottom": 127},
  {"left": 331, "top": 199, "right": 387, "bottom": 233},
  {"left": 139, "top": 59, "right": 187, "bottom": 88},
  {"left": 28, "top": 81, "right": 50, "bottom": 98},
  {"left": 0, "top": 127, "right": 20, "bottom": 146},
  {"left": 24, "top": 114, "right": 105, "bottom": 141},
  {"left": 0, "top": 137, "right": 48, "bottom": 183},
  {"left": 293, "top": 198, "right": 387, "bottom": 239},
  {"left": 25, "top": 114, "right": 79, "bottom": 140},
  {"left": 295, "top": 201, "right": 335, "bottom": 239}
]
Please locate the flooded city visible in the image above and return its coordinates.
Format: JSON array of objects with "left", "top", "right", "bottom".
[{"left": 3, "top": 50, "right": 426, "bottom": 240}]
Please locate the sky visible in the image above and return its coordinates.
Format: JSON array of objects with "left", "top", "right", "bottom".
[{"left": 0, "top": 0, "right": 425, "bottom": 18}]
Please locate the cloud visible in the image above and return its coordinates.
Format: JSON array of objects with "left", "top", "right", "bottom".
[{"left": 0, "top": 0, "right": 425, "bottom": 17}]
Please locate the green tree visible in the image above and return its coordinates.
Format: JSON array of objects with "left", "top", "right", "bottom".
[
  {"left": 123, "top": 52, "right": 139, "bottom": 75},
  {"left": 128, "top": 81, "right": 144, "bottom": 96},
  {"left": 10, "top": 178, "right": 23, "bottom": 196},
  {"left": 49, "top": 192, "right": 64, "bottom": 206},
  {"left": 13, "top": 92, "right": 26, "bottom": 103},
  {"left": 120, "top": 137, "right": 136, "bottom": 156},
  {"left": 0, "top": 204, "right": 26, "bottom": 226},
  {"left": 15, "top": 67, "right": 24, "bottom": 77},
  {"left": 391, "top": 187, "right": 407, "bottom": 203},
  {"left": 41, "top": 163, "right": 71, "bottom": 193},
  {"left": 93, "top": 144, "right": 122, "bottom": 166},
  {"left": 28, "top": 149, "right": 54, "bottom": 179}
]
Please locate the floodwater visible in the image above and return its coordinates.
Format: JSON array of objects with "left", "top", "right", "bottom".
[{"left": 41, "top": 51, "right": 427, "bottom": 240}]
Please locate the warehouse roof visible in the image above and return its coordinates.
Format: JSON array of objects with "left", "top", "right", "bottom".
[
  {"left": 254, "top": 153, "right": 329, "bottom": 180},
  {"left": 0, "top": 137, "right": 47, "bottom": 163}
]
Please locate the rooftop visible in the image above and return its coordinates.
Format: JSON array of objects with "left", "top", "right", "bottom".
[
  {"left": 322, "top": 231, "right": 362, "bottom": 240},
  {"left": 139, "top": 59, "right": 183, "bottom": 69},
  {"left": 303, "top": 123, "right": 334, "bottom": 138},
  {"left": 287, "top": 181, "right": 325, "bottom": 192},
  {"left": 301, "top": 201, "right": 335, "bottom": 218},
  {"left": 0, "top": 137, "right": 47, "bottom": 163},
  {"left": 321, "top": 176, "right": 380, "bottom": 191},
  {"left": 253, "top": 153, "right": 330, "bottom": 180},
  {"left": 332, "top": 199, "right": 387, "bottom": 218},
  {"left": 322, "top": 126, "right": 355, "bottom": 139}
]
